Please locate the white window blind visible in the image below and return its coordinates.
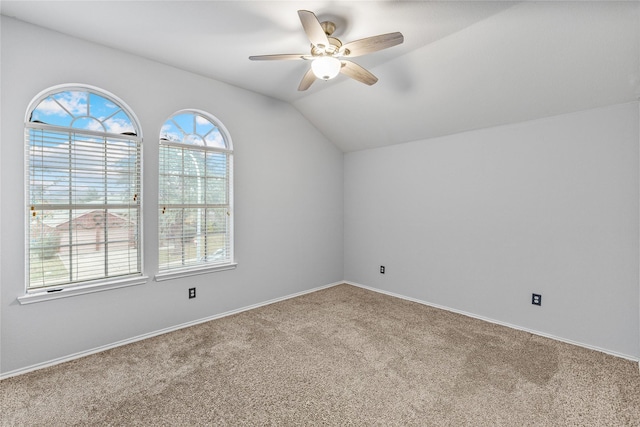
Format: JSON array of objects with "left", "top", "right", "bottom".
[
  {"left": 158, "top": 111, "right": 233, "bottom": 273},
  {"left": 26, "top": 87, "right": 142, "bottom": 291}
]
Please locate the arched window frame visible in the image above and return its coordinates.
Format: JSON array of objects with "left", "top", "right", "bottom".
[
  {"left": 20, "top": 84, "right": 147, "bottom": 303},
  {"left": 155, "top": 109, "right": 235, "bottom": 281}
]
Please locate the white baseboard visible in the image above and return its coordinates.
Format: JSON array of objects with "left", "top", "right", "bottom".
[
  {"left": 345, "top": 281, "right": 639, "bottom": 363},
  {"left": 4, "top": 280, "right": 636, "bottom": 380},
  {"left": 0, "top": 281, "right": 344, "bottom": 380}
]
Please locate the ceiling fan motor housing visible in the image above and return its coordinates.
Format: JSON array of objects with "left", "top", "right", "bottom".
[{"left": 312, "top": 38, "right": 343, "bottom": 56}]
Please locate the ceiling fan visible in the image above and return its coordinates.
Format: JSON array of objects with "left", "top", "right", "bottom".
[{"left": 249, "top": 10, "right": 404, "bottom": 91}]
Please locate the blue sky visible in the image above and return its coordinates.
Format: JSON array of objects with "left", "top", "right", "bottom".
[{"left": 31, "top": 90, "right": 136, "bottom": 135}]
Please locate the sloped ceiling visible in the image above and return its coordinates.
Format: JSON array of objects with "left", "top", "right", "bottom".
[{"left": 1, "top": 1, "right": 639, "bottom": 152}]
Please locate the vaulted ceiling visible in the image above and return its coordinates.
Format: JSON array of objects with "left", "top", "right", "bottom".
[{"left": 2, "top": 1, "right": 638, "bottom": 152}]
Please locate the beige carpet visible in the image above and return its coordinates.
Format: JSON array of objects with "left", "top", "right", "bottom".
[{"left": 1, "top": 284, "right": 639, "bottom": 426}]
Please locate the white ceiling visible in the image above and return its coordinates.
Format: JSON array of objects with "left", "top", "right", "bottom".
[{"left": 2, "top": 1, "right": 639, "bottom": 152}]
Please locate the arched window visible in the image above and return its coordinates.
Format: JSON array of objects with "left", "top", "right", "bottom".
[
  {"left": 25, "top": 85, "right": 143, "bottom": 294},
  {"left": 157, "top": 110, "right": 234, "bottom": 277}
]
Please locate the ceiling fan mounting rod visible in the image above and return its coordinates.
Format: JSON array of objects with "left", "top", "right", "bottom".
[{"left": 320, "top": 21, "right": 336, "bottom": 36}]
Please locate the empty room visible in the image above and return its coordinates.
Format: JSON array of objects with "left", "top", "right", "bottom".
[{"left": 1, "top": 1, "right": 639, "bottom": 425}]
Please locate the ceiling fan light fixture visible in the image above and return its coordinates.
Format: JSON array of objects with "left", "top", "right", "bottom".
[{"left": 311, "top": 56, "right": 341, "bottom": 80}]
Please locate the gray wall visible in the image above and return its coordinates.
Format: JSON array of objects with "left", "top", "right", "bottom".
[
  {"left": 344, "top": 102, "right": 639, "bottom": 359},
  {"left": 1, "top": 17, "right": 344, "bottom": 375}
]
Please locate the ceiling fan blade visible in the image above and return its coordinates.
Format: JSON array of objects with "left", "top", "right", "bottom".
[
  {"left": 340, "top": 60, "right": 378, "bottom": 86},
  {"left": 249, "top": 54, "right": 310, "bottom": 61},
  {"left": 341, "top": 32, "right": 404, "bottom": 57},
  {"left": 298, "top": 68, "right": 316, "bottom": 91},
  {"left": 298, "top": 10, "right": 330, "bottom": 49}
]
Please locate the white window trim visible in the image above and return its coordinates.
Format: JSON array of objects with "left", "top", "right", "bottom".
[
  {"left": 154, "top": 262, "right": 237, "bottom": 282},
  {"left": 17, "top": 275, "right": 149, "bottom": 305}
]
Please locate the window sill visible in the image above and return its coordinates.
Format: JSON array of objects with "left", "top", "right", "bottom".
[
  {"left": 17, "top": 275, "right": 149, "bottom": 305},
  {"left": 154, "top": 262, "right": 237, "bottom": 282}
]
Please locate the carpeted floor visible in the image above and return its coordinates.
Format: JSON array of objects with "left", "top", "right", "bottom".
[{"left": 1, "top": 284, "right": 639, "bottom": 426}]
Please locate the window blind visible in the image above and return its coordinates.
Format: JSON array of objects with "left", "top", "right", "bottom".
[
  {"left": 27, "top": 125, "right": 142, "bottom": 290},
  {"left": 158, "top": 142, "right": 232, "bottom": 271}
]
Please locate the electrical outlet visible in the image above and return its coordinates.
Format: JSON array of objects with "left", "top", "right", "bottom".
[
  {"left": 380, "top": 266, "right": 385, "bottom": 274},
  {"left": 189, "top": 288, "right": 196, "bottom": 299},
  {"left": 532, "top": 293, "right": 541, "bottom": 306}
]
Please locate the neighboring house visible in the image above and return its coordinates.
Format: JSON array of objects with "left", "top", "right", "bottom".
[{"left": 38, "top": 209, "right": 136, "bottom": 255}]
